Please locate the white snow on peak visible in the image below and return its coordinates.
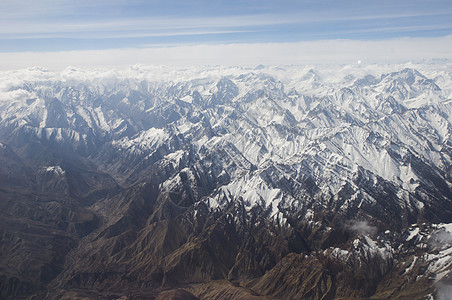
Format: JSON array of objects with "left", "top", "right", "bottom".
[
  {"left": 0, "top": 63, "right": 451, "bottom": 217},
  {"left": 113, "top": 127, "right": 168, "bottom": 154},
  {"left": 406, "top": 227, "right": 420, "bottom": 241},
  {"left": 42, "top": 166, "right": 65, "bottom": 176}
]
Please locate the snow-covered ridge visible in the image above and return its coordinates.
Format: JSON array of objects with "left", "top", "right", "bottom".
[
  {"left": 0, "top": 63, "right": 451, "bottom": 224},
  {"left": 0, "top": 63, "right": 450, "bottom": 95}
]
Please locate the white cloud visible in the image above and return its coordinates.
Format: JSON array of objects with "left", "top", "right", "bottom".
[
  {"left": 0, "top": 36, "right": 451, "bottom": 71},
  {"left": 346, "top": 220, "right": 378, "bottom": 236}
]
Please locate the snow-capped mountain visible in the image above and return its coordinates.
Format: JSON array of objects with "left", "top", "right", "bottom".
[{"left": 0, "top": 63, "right": 451, "bottom": 299}]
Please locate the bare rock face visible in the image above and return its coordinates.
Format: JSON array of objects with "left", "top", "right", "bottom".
[
  {"left": 155, "top": 289, "right": 199, "bottom": 300},
  {"left": 249, "top": 253, "right": 334, "bottom": 300},
  {"left": 1, "top": 65, "right": 452, "bottom": 299}
]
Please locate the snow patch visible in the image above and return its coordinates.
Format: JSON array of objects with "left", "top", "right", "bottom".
[{"left": 42, "top": 165, "right": 65, "bottom": 176}]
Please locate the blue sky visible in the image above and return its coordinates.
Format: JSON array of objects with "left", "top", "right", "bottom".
[
  {"left": 0, "top": 0, "right": 452, "bottom": 69},
  {"left": 1, "top": 0, "right": 452, "bottom": 52}
]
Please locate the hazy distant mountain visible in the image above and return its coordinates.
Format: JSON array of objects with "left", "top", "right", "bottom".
[{"left": 1, "top": 64, "right": 452, "bottom": 299}]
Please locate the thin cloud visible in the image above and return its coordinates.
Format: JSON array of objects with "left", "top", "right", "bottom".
[
  {"left": 1, "top": 9, "right": 451, "bottom": 40},
  {"left": 3, "top": 11, "right": 451, "bottom": 32},
  {"left": 0, "top": 14, "right": 292, "bottom": 39},
  {"left": 315, "top": 24, "right": 452, "bottom": 37},
  {"left": 3, "top": 30, "right": 261, "bottom": 40},
  {"left": 0, "top": 13, "right": 299, "bottom": 32}
]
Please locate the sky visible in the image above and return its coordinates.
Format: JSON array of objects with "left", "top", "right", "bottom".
[{"left": 1, "top": 0, "right": 452, "bottom": 69}]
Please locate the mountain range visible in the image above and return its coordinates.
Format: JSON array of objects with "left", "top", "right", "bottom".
[{"left": 0, "top": 63, "right": 452, "bottom": 299}]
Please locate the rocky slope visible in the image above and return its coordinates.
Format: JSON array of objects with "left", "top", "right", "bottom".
[{"left": 0, "top": 63, "right": 451, "bottom": 299}]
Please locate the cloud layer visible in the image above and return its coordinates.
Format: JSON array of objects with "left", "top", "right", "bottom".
[{"left": 1, "top": 36, "right": 451, "bottom": 71}]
